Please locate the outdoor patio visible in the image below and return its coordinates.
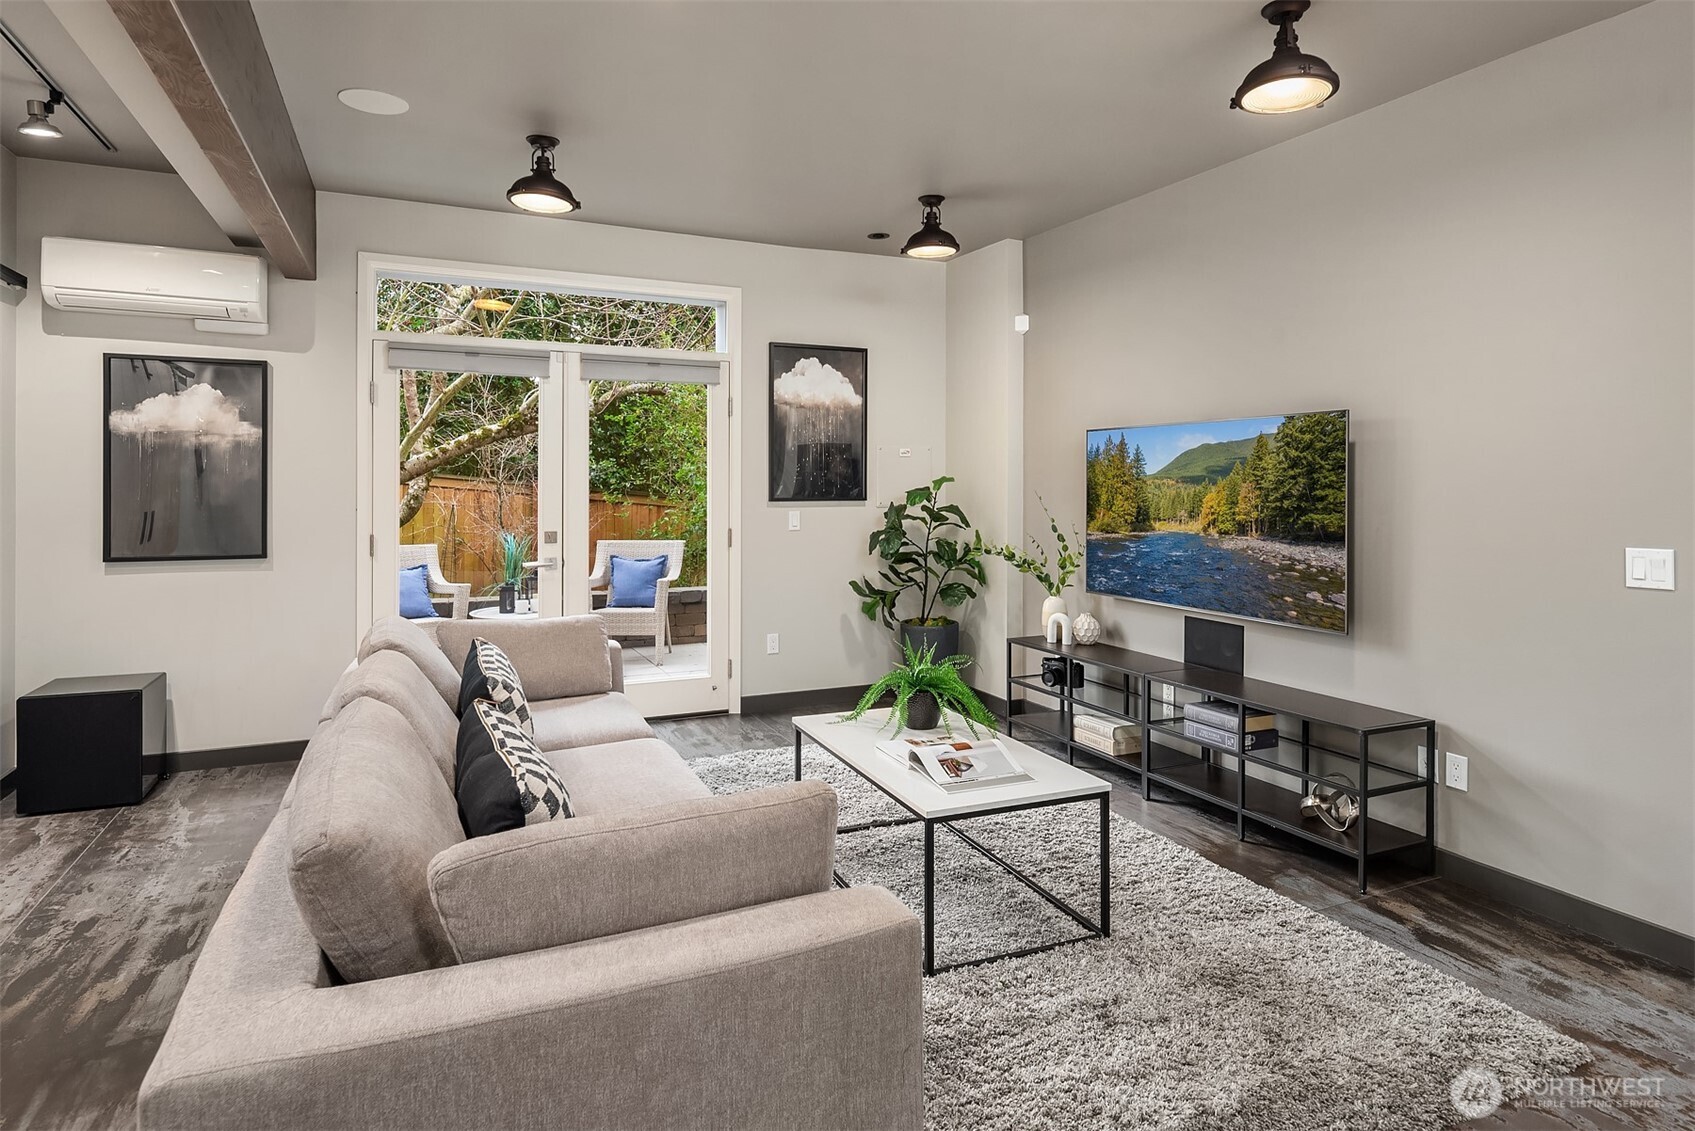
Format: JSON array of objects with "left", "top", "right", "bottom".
[{"left": 620, "top": 641, "right": 709, "bottom": 683}]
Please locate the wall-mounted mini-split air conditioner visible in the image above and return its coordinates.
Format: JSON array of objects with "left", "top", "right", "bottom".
[{"left": 39, "top": 237, "right": 269, "bottom": 335}]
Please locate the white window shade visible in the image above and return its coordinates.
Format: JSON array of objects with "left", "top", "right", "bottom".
[
  {"left": 580, "top": 356, "right": 721, "bottom": 385},
  {"left": 385, "top": 345, "right": 550, "bottom": 380}
]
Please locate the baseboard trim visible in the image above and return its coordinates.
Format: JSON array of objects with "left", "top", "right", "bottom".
[
  {"left": 0, "top": 769, "right": 14, "bottom": 798},
  {"left": 740, "top": 685, "right": 868, "bottom": 716},
  {"left": 141, "top": 740, "right": 308, "bottom": 776},
  {"left": 1435, "top": 849, "right": 1694, "bottom": 974},
  {"left": 741, "top": 686, "right": 1011, "bottom": 721}
]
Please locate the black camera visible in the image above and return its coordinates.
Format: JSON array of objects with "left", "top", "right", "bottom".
[{"left": 1040, "top": 656, "right": 1083, "bottom": 689}]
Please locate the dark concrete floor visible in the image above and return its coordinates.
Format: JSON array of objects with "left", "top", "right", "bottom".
[{"left": 3, "top": 700, "right": 1690, "bottom": 1130}]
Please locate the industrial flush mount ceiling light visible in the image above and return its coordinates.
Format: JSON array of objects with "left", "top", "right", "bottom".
[
  {"left": 506, "top": 134, "right": 581, "bottom": 215},
  {"left": 1231, "top": 0, "right": 1339, "bottom": 115},
  {"left": 16, "top": 93, "right": 62, "bottom": 139},
  {"left": 900, "top": 195, "right": 959, "bottom": 260}
]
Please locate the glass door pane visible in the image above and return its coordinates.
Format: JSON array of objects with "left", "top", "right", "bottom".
[
  {"left": 373, "top": 343, "right": 563, "bottom": 626},
  {"left": 575, "top": 359, "right": 727, "bottom": 716}
]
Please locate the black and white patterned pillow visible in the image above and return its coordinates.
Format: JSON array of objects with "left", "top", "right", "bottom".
[
  {"left": 458, "top": 638, "right": 532, "bottom": 735},
  {"left": 455, "top": 700, "right": 573, "bottom": 837}
]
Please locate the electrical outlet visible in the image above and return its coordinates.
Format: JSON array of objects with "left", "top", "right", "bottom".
[
  {"left": 766, "top": 633, "right": 780, "bottom": 655},
  {"left": 1444, "top": 752, "right": 1469, "bottom": 791},
  {"left": 787, "top": 510, "right": 801, "bottom": 531},
  {"left": 1417, "top": 747, "right": 1427, "bottom": 777},
  {"left": 1159, "top": 683, "right": 1175, "bottom": 704}
]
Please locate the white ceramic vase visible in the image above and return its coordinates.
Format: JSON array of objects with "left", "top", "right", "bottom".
[
  {"left": 1072, "top": 612, "right": 1102, "bottom": 646},
  {"left": 1040, "top": 594, "right": 1068, "bottom": 625}
]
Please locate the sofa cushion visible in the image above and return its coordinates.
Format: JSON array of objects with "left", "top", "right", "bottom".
[
  {"left": 358, "top": 616, "right": 460, "bottom": 709},
  {"left": 318, "top": 650, "right": 458, "bottom": 784},
  {"left": 543, "top": 738, "right": 710, "bottom": 817},
  {"left": 428, "top": 781, "right": 838, "bottom": 963},
  {"left": 287, "top": 697, "right": 463, "bottom": 982},
  {"left": 458, "top": 639, "right": 532, "bottom": 734},
  {"left": 529, "top": 691, "right": 654, "bottom": 751},
  {"left": 456, "top": 701, "right": 574, "bottom": 837},
  {"left": 435, "top": 616, "right": 614, "bottom": 701}
]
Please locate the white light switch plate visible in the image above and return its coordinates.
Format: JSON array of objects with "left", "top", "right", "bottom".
[
  {"left": 1444, "top": 752, "right": 1469, "bottom": 791},
  {"left": 1625, "top": 548, "right": 1675, "bottom": 590},
  {"left": 787, "top": 510, "right": 801, "bottom": 531}
]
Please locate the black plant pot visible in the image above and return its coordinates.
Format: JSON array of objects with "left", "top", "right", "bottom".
[
  {"left": 906, "top": 691, "right": 942, "bottom": 731},
  {"left": 498, "top": 584, "right": 517, "bottom": 614},
  {"left": 900, "top": 620, "right": 960, "bottom": 662}
]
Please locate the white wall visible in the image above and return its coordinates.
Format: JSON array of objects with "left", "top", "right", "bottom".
[
  {"left": 11, "top": 161, "right": 945, "bottom": 750},
  {"left": 1, "top": 144, "right": 17, "bottom": 777},
  {"left": 944, "top": 240, "right": 1025, "bottom": 696},
  {"left": 1022, "top": 2, "right": 1694, "bottom": 935}
]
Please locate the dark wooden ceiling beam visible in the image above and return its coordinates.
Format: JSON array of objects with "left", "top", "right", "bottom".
[{"left": 106, "top": 0, "right": 316, "bottom": 279}]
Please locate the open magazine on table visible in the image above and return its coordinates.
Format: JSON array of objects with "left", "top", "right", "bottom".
[{"left": 875, "top": 736, "right": 1032, "bottom": 791}]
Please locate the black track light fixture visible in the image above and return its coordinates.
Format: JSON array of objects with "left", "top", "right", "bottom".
[
  {"left": 1231, "top": 0, "right": 1339, "bottom": 115},
  {"left": 900, "top": 195, "right": 959, "bottom": 260},
  {"left": 506, "top": 134, "right": 581, "bottom": 215}
]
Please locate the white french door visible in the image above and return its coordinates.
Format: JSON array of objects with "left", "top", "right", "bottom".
[{"left": 368, "top": 340, "right": 733, "bottom": 718}]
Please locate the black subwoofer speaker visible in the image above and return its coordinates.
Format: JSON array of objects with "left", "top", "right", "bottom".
[{"left": 16, "top": 673, "right": 166, "bottom": 815}]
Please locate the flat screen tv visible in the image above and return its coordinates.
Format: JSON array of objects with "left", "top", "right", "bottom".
[{"left": 1085, "top": 410, "right": 1349, "bottom": 634}]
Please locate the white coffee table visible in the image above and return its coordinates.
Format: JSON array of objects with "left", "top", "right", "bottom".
[{"left": 792, "top": 710, "right": 1112, "bottom": 975}]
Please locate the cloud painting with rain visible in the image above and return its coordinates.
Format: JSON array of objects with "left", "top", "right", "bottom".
[
  {"left": 105, "top": 356, "right": 268, "bottom": 561},
  {"left": 769, "top": 344, "right": 867, "bottom": 501}
]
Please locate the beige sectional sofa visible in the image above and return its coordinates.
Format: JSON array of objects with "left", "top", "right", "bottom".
[{"left": 139, "top": 616, "right": 923, "bottom": 1130}]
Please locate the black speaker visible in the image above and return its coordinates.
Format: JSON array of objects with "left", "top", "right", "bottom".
[
  {"left": 1184, "top": 617, "right": 1244, "bottom": 675},
  {"left": 16, "top": 673, "right": 166, "bottom": 815}
]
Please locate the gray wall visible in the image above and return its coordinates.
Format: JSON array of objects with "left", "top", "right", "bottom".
[
  {"left": 945, "top": 240, "right": 1025, "bottom": 695},
  {"left": 10, "top": 160, "right": 946, "bottom": 751},
  {"left": 1021, "top": 2, "right": 1694, "bottom": 935},
  {"left": 1, "top": 143, "right": 15, "bottom": 777}
]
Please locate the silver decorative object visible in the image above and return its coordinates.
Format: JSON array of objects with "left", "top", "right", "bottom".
[
  {"left": 1299, "top": 773, "right": 1359, "bottom": 832},
  {"left": 1072, "top": 612, "right": 1101, "bottom": 645}
]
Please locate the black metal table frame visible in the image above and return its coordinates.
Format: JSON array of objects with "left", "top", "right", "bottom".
[{"left": 794, "top": 726, "right": 1111, "bottom": 976}]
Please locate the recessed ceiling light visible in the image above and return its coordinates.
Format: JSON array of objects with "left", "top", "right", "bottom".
[
  {"left": 337, "top": 88, "right": 409, "bottom": 116},
  {"left": 867, "top": 232, "right": 890, "bottom": 240}
]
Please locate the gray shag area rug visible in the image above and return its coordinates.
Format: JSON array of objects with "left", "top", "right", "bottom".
[{"left": 693, "top": 745, "right": 1589, "bottom": 1131}]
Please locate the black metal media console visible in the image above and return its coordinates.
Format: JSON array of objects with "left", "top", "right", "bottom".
[{"left": 1005, "top": 636, "right": 1436, "bottom": 892}]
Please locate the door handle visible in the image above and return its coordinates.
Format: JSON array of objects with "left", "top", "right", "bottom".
[{"left": 525, "top": 557, "right": 560, "bottom": 572}]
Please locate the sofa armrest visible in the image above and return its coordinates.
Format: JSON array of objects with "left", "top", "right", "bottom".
[
  {"left": 429, "top": 781, "right": 836, "bottom": 962},
  {"left": 139, "top": 887, "right": 922, "bottom": 1131}
]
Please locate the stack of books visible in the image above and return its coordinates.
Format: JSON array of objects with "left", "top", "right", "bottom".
[
  {"left": 1182, "top": 700, "right": 1279, "bottom": 753},
  {"left": 1072, "top": 713, "right": 1141, "bottom": 759}
]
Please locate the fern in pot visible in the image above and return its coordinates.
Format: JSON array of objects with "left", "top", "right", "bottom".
[{"left": 842, "top": 641, "right": 999, "bottom": 735}]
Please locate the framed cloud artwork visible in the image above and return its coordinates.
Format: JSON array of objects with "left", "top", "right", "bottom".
[
  {"left": 768, "top": 343, "right": 867, "bottom": 502},
  {"left": 103, "top": 354, "right": 269, "bottom": 562}
]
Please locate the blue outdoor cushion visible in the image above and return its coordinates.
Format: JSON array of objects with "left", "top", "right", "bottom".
[
  {"left": 607, "top": 555, "right": 668, "bottom": 608},
  {"left": 398, "top": 564, "right": 439, "bottom": 619}
]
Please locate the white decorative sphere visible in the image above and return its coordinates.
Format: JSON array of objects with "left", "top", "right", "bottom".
[{"left": 1073, "top": 612, "right": 1101, "bottom": 645}]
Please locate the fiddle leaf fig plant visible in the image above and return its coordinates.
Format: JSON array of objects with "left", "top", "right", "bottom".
[{"left": 849, "top": 476, "right": 988, "bottom": 629}]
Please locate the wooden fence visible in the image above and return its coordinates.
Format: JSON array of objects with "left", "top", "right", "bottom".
[{"left": 400, "top": 475, "right": 680, "bottom": 594}]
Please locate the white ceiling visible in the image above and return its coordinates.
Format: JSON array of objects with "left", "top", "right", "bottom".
[
  {"left": 9, "top": 1, "right": 1643, "bottom": 255},
  {"left": 1, "top": 1, "right": 171, "bottom": 172}
]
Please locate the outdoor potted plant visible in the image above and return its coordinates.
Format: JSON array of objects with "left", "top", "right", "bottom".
[
  {"left": 495, "top": 531, "right": 534, "bottom": 613},
  {"left": 849, "top": 476, "right": 987, "bottom": 659},
  {"left": 841, "top": 640, "right": 999, "bottom": 735},
  {"left": 981, "top": 497, "right": 1082, "bottom": 626}
]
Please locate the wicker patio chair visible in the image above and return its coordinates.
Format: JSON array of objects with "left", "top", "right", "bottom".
[
  {"left": 589, "top": 540, "right": 685, "bottom": 661},
  {"left": 398, "top": 543, "right": 471, "bottom": 620}
]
